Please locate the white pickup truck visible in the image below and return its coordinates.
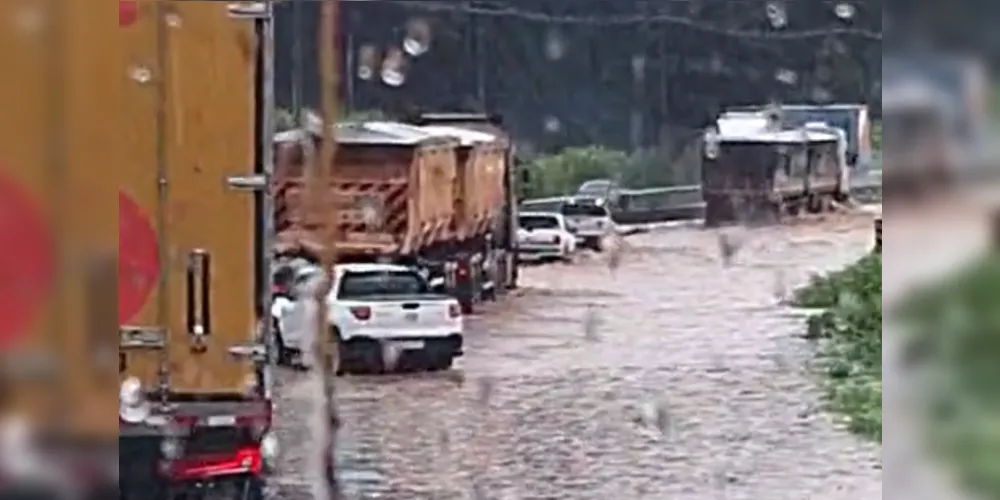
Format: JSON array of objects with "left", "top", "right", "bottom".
[
  {"left": 561, "top": 197, "right": 613, "bottom": 251},
  {"left": 271, "top": 262, "right": 464, "bottom": 372}
]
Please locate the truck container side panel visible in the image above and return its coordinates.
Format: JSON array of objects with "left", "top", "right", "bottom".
[
  {"left": 483, "top": 146, "right": 507, "bottom": 223},
  {"left": 165, "top": 2, "right": 255, "bottom": 393},
  {"left": 119, "top": 2, "right": 255, "bottom": 394},
  {"left": 117, "top": 0, "right": 164, "bottom": 388},
  {"left": 413, "top": 145, "right": 457, "bottom": 244},
  {"left": 0, "top": 0, "right": 68, "bottom": 433},
  {"left": 477, "top": 145, "right": 506, "bottom": 225},
  {"left": 65, "top": 0, "right": 121, "bottom": 437},
  {"left": 453, "top": 148, "right": 472, "bottom": 237}
]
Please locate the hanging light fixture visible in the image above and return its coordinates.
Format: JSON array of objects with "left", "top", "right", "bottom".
[
  {"left": 380, "top": 47, "right": 407, "bottom": 87},
  {"left": 402, "top": 18, "right": 432, "bottom": 57}
]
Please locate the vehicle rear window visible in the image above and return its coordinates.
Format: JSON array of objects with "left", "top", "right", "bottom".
[
  {"left": 519, "top": 215, "right": 560, "bottom": 230},
  {"left": 561, "top": 204, "right": 608, "bottom": 217},
  {"left": 519, "top": 200, "right": 563, "bottom": 212},
  {"left": 337, "top": 271, "right": 429, "bottom": 299}
]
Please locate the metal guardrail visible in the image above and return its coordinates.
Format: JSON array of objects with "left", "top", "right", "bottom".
[{"left": 522, "top": 174, "right": 883, "bottom": 226}]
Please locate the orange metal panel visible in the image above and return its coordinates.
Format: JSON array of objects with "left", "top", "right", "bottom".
[
  {"left": 117, "top": 1, "right": 256, "bottom": 394},
  {"left": 275, "top": 140, "right": 458, "bottom": 257},
  {"left": 0, "top": 0, "right": 121, "bottom": 437}
]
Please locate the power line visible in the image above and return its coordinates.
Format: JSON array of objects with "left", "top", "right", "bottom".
[{"left": 359, "top": 0, "right": 881, "bottom": 40}]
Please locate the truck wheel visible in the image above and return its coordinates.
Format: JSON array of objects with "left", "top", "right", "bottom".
[{"left": 806, "top": 194, "right": 826, "bottom": 213}]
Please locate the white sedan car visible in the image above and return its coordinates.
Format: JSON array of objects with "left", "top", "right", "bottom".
[{"left": 516, "top": 212, "right": 576, "bottom": 262}]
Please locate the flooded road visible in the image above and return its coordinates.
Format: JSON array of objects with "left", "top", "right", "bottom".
[{"left": 271, "top": 213, "right": 883, "bottom": 499}]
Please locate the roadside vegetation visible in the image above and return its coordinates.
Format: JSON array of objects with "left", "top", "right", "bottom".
[
  {"left": 894, "top": 254, "right": 1000, "bottom": 496},
  {"left": 793, "top": 253, "right": 881, "bottom": 441}
]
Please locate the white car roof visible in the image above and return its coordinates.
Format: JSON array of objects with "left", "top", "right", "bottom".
[
  {"left": 335, "top": 262, "right": 413, "bottom": 274},
  {"left": 519, "top": 211, "right": 563, "bottom": 219}
]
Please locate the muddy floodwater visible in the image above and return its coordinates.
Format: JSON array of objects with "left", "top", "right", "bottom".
[{"left": 270, "top": 214, "right": 883, "bottom": 499}]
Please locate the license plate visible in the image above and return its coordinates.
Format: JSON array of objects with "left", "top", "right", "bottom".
[
  {"left": 392, "top": 340, "right": 424, "bottom": 350},
  {"left": 403, "top": 312, "right": 418, "bottom": 322}
]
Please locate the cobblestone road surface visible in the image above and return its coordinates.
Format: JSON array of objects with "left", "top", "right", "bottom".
[{"left": 269, "top": 213, "right": 884, "bottom": 499}]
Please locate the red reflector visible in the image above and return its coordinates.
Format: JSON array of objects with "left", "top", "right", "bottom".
[
  {"left": 119, "top": 1, "right": 138, "bottom": 27},
  {"left": 166, "top": 446, "right": 262, "bottom": 481}
]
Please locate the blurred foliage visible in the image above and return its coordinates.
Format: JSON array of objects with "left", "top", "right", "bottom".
[
  {"left": 871, "top": 121, "right": 881, "bottom": 152},
  {"left": 896, "top": 254, "right": 1000, "bottom": 497},
  {"left": 794, "top": 253, "right": 882, "bottom": 441},
  {"left": 274, "top": 108, "right": 386, "bottom": 132},
  {"left": 520, "top": 145, "right": 698, "bottom": 199}
]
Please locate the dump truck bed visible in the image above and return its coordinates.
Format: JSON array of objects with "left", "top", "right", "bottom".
[
  {"left": 418, "top": 125, "right": 507, "bottom": 239},
  {"left": 117, "top": 1, "right": 257, "bottom": 395},
  {"left": 274, "top": 122, "right": 458, "bottom": 257}
]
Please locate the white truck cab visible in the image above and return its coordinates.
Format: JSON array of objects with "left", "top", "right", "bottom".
[{"left": 273, "top": 262, "right": 464, "bottom": 372}]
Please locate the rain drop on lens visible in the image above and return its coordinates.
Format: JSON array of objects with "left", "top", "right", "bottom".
[
  {"left": 834, "top": 2, "right": 855, "bottom": 20},
  {"left": 544, "top": 29, "right": 565, "bottom": 60},
  {"left": 129, "top": 66, "right": 153, "bottom": 84},
  {"left": 765, "top": 2, "right": 787, "bottom": 28},
  {"left": 775, "top": 68, "right": 798, "bottom": 85},
  {"left": 164, "top": 12, "right": 182, "bottom": 28}
]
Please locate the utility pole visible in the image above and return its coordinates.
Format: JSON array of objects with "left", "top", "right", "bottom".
[{"left": 310, "top": 0, "right": 343, "bottom": 498}]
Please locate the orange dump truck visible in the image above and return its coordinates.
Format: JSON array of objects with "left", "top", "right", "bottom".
[
  {"left": 273, "top": 116, "right": 521, "bottom": 312},
  {"left": 114, "top": 2, "right": 276, "bottom": 499}
]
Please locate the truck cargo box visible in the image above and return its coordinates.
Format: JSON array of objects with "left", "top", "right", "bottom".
[
  {"left": 417, "top": 125, "right": 506, "bottom": 239},
  {"left": 0, "top": 0, "right": 125, "bottom": 439},
  {"left": 274, "top": 122, "right": 459, "bottom": 257},
  {"left": 116, "top": 1, "right": 257, "bottom": 396}
]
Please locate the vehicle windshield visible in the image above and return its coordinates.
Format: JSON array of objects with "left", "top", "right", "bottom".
[
  {"left": 578, "top": 181, "right": 612, "bottom": 194},
  {"left": 337, "top": 270, "right": 429, "bottom": 299},
  {"left": 519, "top": 215, "right": 560, "bottom": 230},
  {"left": 562, "top": 203, "right": 607, "bottom": 217}
]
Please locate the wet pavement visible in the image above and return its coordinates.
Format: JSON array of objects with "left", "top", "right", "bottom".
[{"left": 269, "top": 212, "right": 883, "bottom": 499}]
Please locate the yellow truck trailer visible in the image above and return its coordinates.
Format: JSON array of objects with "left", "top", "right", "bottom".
[{"left": 117, "top": 2, "right": 275, "bottom": 498}]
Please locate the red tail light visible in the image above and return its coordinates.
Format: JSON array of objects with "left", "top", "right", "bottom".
[
  {"left": 456, "top": 264, "right": 469, "bottom": 278},
  {"left": 349, "top": 306, "right": 371, "bottom": 320},
  {"left": 448, "top": 303, "right": 461, "bottom": 318},
  {"left": 165, "top": 446, "right": 262, "bottom": 481}
]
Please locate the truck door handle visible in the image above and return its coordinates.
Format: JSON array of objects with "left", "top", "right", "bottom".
[{"left": 186, "top": 250, "right": 212, "bottom": 344}]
